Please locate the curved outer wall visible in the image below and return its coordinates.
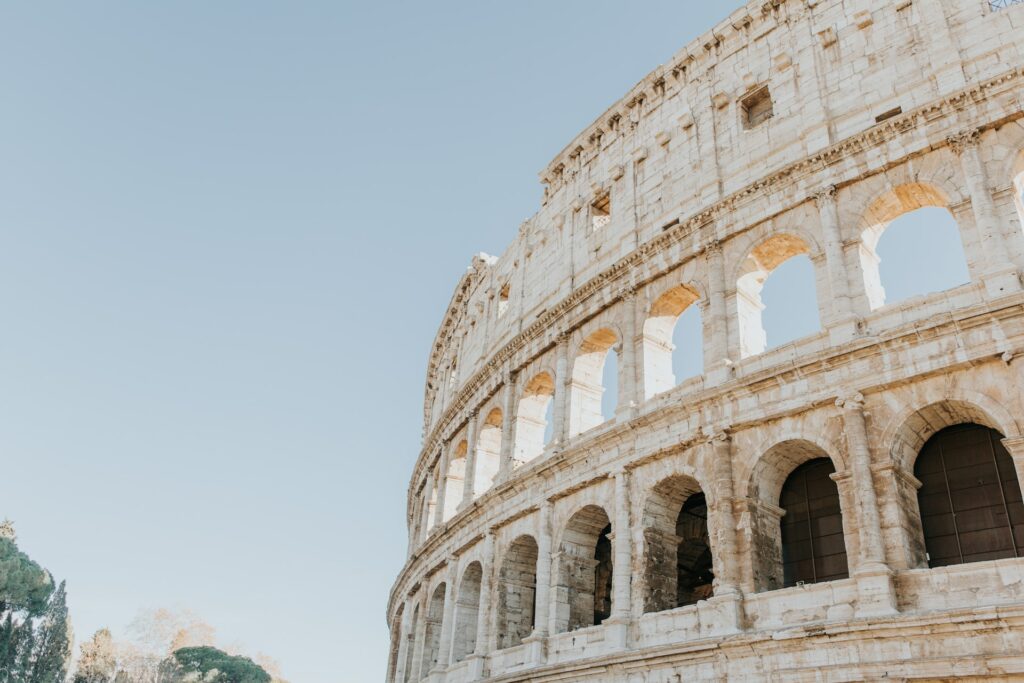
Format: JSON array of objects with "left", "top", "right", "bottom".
[{"left": 389, "top": 0, "right": 1024, "bottom": 681}]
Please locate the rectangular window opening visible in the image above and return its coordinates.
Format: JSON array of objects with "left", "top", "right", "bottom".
[
  {"left": 741, "top": 86, "right": 774, "bottom": 130},
  {"left": 591, "top": 194, "right": 611, "bottom": 231}
]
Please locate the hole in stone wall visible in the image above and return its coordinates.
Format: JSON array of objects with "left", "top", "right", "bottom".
[
  {"left": 591, "top": 193, "right": 611, "bottom": 231},
  {"left": 741, "top": 86, "right": 774, "bottom": 129}
]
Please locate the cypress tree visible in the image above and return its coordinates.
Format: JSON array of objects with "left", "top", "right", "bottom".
[{"left": 25, "top": 582, "right": 71, "bottom": 683}]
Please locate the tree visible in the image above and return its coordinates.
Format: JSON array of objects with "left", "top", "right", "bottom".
[
  {"left": 74, "top": 629, "right": 118, "bottom": 683},
  {"left": 0, "top": 533, "right": 54, "bottom": 617},
  {"left": 23, "top": 581, "right": 72, "bottom": 683},
  {"left": 160, "top": 647, "right": 271, "bottom": 683}
]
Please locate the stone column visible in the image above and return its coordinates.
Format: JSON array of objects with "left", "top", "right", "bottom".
[
  {"left": 433, "top": 444, "right": 450, "bottom": 529},
  {"left": 704, "top": 240, "right": 732, "bottom": 386},
  {"left": 461, "top": 411, "right": 479, "bottom": 508},
  {"left": 434, "top": 559, "right": 458, "bottom": 673},
  {"left": 421, "top": 471, "right": 436, "bottom": 539},
  {"left": 497, "top": 371, "right": 518, "bottom": 482},
  {"left": 551, "top": 334, "right": 571, "bottom": 447},
  {"left": 393, "top": 603, "right": 411, "bottom": 683},
  {"left": 617, "top": 291, "right": 641, "bottom": 416},
  {"left": 410, "top": 594, "right": 428, "bottom": 682},
  {"left": 605, "top": 470, "right": 632, "bottom": 649},
  {"left": 467, "top": 532, "right": 495, "bottom": 680},
  {"left": 708, "top": 432, "right": 740, "bottom": 594},
  {"left": 837, "top": 392, "right": 897, "bottom": 617},
  {"left": 1001, "top": 437, "right": 1024, "bottom": 500},
  {"left": 949, "top": 129, "right": 1021, "bottom": 298},
  {"left": 814, "top": 186, "right": 861, "bottom": 341},
  {"left": 525, "top": 500, "right": 552, "bottom": 664}
]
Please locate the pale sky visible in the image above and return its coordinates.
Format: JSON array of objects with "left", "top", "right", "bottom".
[{"left": 0, "top": 3, "right": 970, "bottom": 682}]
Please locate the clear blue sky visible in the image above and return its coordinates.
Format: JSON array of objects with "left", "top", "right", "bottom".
[{"left": 0, "top": 3, "right": 970, "bottom": 682}]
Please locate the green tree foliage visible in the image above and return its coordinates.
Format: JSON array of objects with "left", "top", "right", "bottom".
[
  {"left": 0, "top": 528, "right": 71, "bottom": 683},
  {"left": 0, "top": 539, "right": 53, "bottom": 617},
  {"left": 22, "top": 582, "right": 71, "bottom": 683},
  {"left": 161, "top": 647, "right": 270, "bottom": 683}
]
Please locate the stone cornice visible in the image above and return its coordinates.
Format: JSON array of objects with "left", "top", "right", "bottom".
[{"left": 412, "top": 66, "right": 1024, "bottom": 504}]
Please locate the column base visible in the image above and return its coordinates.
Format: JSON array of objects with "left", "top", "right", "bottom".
[
  {"left": 981, "top": 266, "right": 1022, "bottom": 300},
  {"left": 705, "top": 359, "right": 734, "bottom": 388},
  {"left": 828, "top": 314, "right": 864, "bottom": 346},
  {"left": 522, "top": 632, "right": 547, "bottom": 666},
  {"left": 698, "top": 592, "right": 745, "bottom": 637},
  {"left": 465, "top": 653, "right": 488, "bottom": 680},
  {"left": 426, "top": 668, "right": 447, "bottom": 683},
  {"left": 854, "top": 563, "right": 898, "bottom": 618},
  {"left": 601, "top": 616, "right": 630, "bottom": 650}
]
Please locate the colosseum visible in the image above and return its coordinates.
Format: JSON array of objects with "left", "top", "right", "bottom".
[{"left": 386, "top": 0, "right": 1024, "bottom": 680}]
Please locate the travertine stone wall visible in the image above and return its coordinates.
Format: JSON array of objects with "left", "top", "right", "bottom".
[{"left": 387, "top": 0, "right": 1024, "bottom": 681}]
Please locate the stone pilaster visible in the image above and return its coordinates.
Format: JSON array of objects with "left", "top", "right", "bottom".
[
  {"left": 410, "top": 592, "right": 428, "bottom": 681},
  {"left": 949, "top": 129, "right": 1021, "bottom": 298},
  {"left": 708, "top": 431, "right": 740, "bottom": 594},
  {"left": 704, "top": 240, "right": 732, "bottom": 386},
  {"left": 434, "top": 559, "right": 458, "bottom": 673},
  {"left": 551, "top": 333, "right": 571, "bottom": 447},
  {"left": 433, "top": 443, "right": 450, "bottom": 529},
  {"left": 466, "top": 532, "right": 495, "bottom": 680},
  {"left": 617, "top": 291, "right": 641, "bottom": 416},
  {"left": 497, "top": 370, "right": 518, "bottom": 482},
  {"left": 461, "top": 411, "right": 479, "bottom": 508},
  {"left": 837, "top": 391, "right": 897, "bottom": 617},
  {"left": 524, "top": 500, "right": 552, "bottom": 665},
  {"left": 392, "top": 602, "right": 411, "bottom": 683},
  {"left": 814, "top": 185, "right": 862, "bottom": 343},
  {"left": 603, "top": 470, "right": 632, "bottom": 649},
  {"left": 1001, "top": 437, "right": 1024, "bottom": 501}
]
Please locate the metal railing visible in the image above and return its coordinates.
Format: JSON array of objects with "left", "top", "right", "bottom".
[{"left": 990, "top": 0, "right": 1024, "bottom": 10}]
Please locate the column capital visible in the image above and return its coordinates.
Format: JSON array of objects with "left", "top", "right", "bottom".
[
  {"left": 705, "top": 428, "right": 732, "bottom": 446},
  {"left": 835, "top": 390, "right": 866, "bottom": 412},
  {"left": 705, "top": 239, "right": 724, "bottom": 258},
  {"left": 812, "top": 184, "right": 838, "bottom": 207},
  {"left": 947, "top": 128, "right": 981, "bottom": 155}
]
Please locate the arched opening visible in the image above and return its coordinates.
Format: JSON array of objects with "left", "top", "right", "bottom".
[
  {"left": 452, "top": 562, "right": 481, "bottom": 663},
  {"left": 749, "top": 440, "right": 850, "bottom": 592},
  {"left": 642, "top": 285, "right": 704, "bottom": 399},
  {"left": 569, "top": 329, "right": 619, "bottom": 437},
  {"left": 473, "top": 409, "right": 503, "bottom": 496},
  {"left": 513, "top": 373, "right": 555, "bottom": 467},
  {"left": 386, "top": 605, "right": 404, "bottom": 683},
  {"left": 859, "top": 184, "right": 970, "bottom": 309},
  {"left": 496, "top": 536, "right": 538, "bottom": 650},
  {"left": 642, "top": 476, "right": 714, "bottom": 613},
  {"left": 553, "top": 505, "right": 613, "bottom": 633},
  {"left": 420, "top": 583, "right": 446, "bottom": 675},
  {"left": 915, "top": 424, "right": 1022, "bottom": 568},
  {"left": 737, "top": 234, "right": 820, "bottom": 358},
  {"left": 779, "top": 458, "right": 850, "bottom": 587},
  {"left": 403, "top": 605, "right": 419, "bottom": 683},
  {"left": 443, "top": 441, "right": 467, "bottom": 522}
]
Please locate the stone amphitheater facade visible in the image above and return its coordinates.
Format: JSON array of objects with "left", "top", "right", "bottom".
[{"left": 386, "top": 0, "right": 1024, "bottom": 680}]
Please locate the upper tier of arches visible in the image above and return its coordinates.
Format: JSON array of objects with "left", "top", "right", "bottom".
[{"left": 420, "top": 0, "right": 1024, "bottom": 440}]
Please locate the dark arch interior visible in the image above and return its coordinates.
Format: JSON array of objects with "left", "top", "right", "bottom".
[
  {"left": 594, "top": 524, "right": 613, "bottom": 625},
  {"left": 676, "top": 492, "right": 714, "bottom": 606},
  {"left": 915, "top": 423, "right": 1023, "bottom": 568},
  {"left": 780, "top": 457, "right": 849, "bottom": 587}
]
